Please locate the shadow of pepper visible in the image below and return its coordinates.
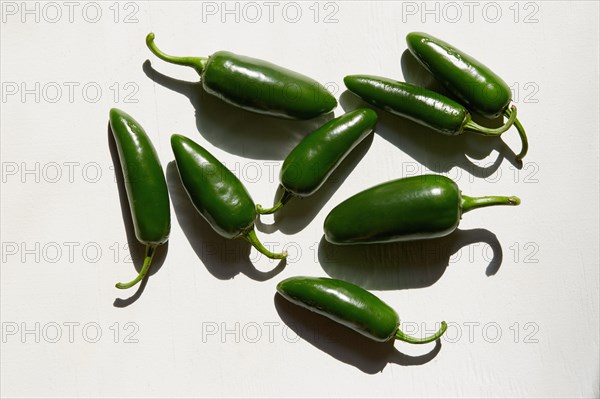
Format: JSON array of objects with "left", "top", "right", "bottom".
[
  {"left": 166, "top": 162, "right": 285, "bottom": 281},
  {"left": 143, "top": 60, "right": 333, "bottom": 160},
  {"left": 108, "top": 124, "right": 168, "bottom": 307},
  {"left": 255, "top": 133, "right": 374, "bottom": 236},
  {"left": 318, "top": 228, "right": 502, "bottom": 291},
  {"left": 113, "top": 273, "right": 150, "bottom": 308},
  {"left": 274, "top": 294, "right": 442, "bottom": 373},
  {"left": 400, "top": 49, "right": 451, "bottom": 97}
]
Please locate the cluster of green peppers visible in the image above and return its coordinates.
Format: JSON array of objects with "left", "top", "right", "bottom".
[{"left": 108, "top": 32, "right": 527, "bottom": 350}]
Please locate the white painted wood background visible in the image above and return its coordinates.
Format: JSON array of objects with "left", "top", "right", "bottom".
[{"left": 1, "top": 1, "right": 598, "bottom": 397}]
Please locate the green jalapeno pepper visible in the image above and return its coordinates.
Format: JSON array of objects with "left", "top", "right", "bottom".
[
  {"left": 324, "top": 174, "right": 520, "bottom": 245},
  {"left": 344, "top": 75, "right": 516, "bottom": 137},
  {"left": 406, "top": 32, "right": 528, "bottom": 161},
  {"left": 171, "top": 134, "right": 286, "bottom": 260},
  {"left": 256, "top": 109, "right": 378, "bottom": 215},
  {"left": 146, "top": 33, "right": 337, "bottom": 120},
  {"left": 277, "top": 276, "right": 447, "bottom": 343},
  {"left": 109, "top": 108, "right": 171, "bottom": 289}
]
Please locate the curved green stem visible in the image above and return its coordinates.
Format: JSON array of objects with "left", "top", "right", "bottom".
[
  {"left": 115, "top": 244, "right": 156, "bottom": 289},
  {"left": 243, "top": 229, "right": 287, "bottom": 260},
  {"left": 256, "top": 189, "right": 294, "bottom": 215},
  {"left": 506, "top": 108, "right": 528, "bottom": 162},
  {"left": 395, "top": 321, "right": 447, "bottom": 344},
  {"left": 146, "top": 32, "right": 208, "bottom": 75},
  {"left": 461, "top": 194, "right": 521, "bottom": 214},
  {"left": 464, "top": 105, "right": 517, "bottom": 136}
]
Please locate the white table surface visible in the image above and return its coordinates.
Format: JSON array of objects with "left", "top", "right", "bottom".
[{"left": 1, "top": 1, "right": 599, "bottom": 398}]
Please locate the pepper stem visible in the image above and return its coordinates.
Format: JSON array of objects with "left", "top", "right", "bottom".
[
  {"left": 464, "top": 105, "right": 517, "bottom": 136},
  {"left": 256, "top": 189, "right": 294, "bottom": 215},
  {"left": 395, "top": 321, "right": 447, "bottom": 344},
  {"left": 115, "top": 244, "right": 156, "bottom": 289},
  {"left": 505, "top": 107, "right": 529, "bottom": 162},
  {"left": 461, "top": 194, "right": 521, "bottom": 214},
  {"left": 146, "top": 32, "right": 208, "bottom": 75},
  {"left": 243, "top": 229, "right": 287, "bottom": 260}
]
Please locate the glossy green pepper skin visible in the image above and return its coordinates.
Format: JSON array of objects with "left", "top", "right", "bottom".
[
  {"left": 406, "top": 32, "right": 528, "bottom": 160},
  {"left": 147, "top": 33, "right": 337, "bottom": 120},
  {"left": 171, "top": 134, "right": 286, "bottom": 260},
  {"left": 109, "top": 108, "right": 170, "bottom": 289},
  {"left": 344, "top": 75, "right": 515, "bottom": 137},
  {"left": 277, "top": 276, "right": 447, "bottom": 343},
  {"left": 324, "top": 175, "right": 520, "bottom": 245},
  {"left": 406, "top": 32, "right": 510, "bottom": 119},
  {"left": 256, "top": 109, "right": 378, "bottom": 214}
]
